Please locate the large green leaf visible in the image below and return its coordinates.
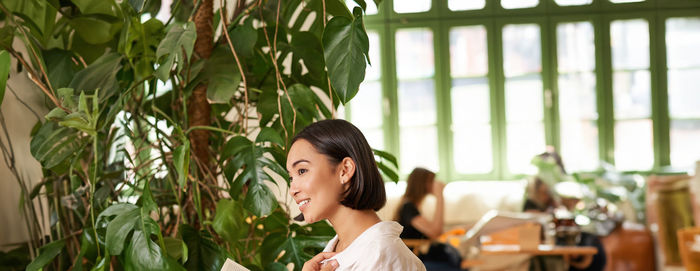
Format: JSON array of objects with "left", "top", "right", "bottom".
[
  {"left": 181, "top": 224, "right": 225, "bottom": 271},
  {"left": 97, "top": 203, "right": 139, "bottom": 224},
  {"left": 163, "top": 237, "right": 187, "bottom": 262},
  {"left": 0, "top": 26, "right": 14, "bottom": 49},
  {"left": 0, "top": 50, "right": 9, "bottom": 108},
  {"left": 173, "top": 142, "right": 190, "bottom": 188},
  {"left": 261, "top": 223, "right": 333, "bottom": 271},
  {"left": 71, "top": 0, "right": 117, "bottom": 16},
  {"left": 243, "top": 181, "right": 278, "bottom": 217},
  {"left": 43, "top": 49, "right": 80, "bottom": 89},
  {"left": 228, "top": 18, "right": 257, "bottom": 59},
  {"left": 29, "top": 121, "right": 83, "bottom": 172},
  {"left": 155, "top": 22, "right": 196, "bottom": 81},
  {"left": 105, "top": 208, "right": 140, "bottom": 255},
  {"left": 290, "top": 31, "right": 325, "bottom": 81},
  {"left": 70, "top": 16, "right": 118, "bottom": 45},
  {"left": 212, "top": 199, "right": 247, "bottom": 245},
  {"left": 25, "top": 240, "right": 66, "bottom": 271},
  {"left": 69, "top": 52, "right": 123, "bottom": 100},
  {"left": 3, "top": 0, "right": 49, "bottom": 35},
  {"left": 200, "top": 47, "right": 241, "bottom": 103},
  {"left": 124, "top": 230, "right": 169, "bottom": 271},
  {"left": 322, "top": 7, "right": 369, "bottom": 104}
]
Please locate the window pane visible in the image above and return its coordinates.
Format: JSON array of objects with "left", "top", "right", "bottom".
[
  {"left": 670, "top": 120, "right": 700, "bottom": 169},
  {"left": 507, "top": 123, "right": 545, "bottom": 173},
  {"left": 366, "top": 31, "right": 381, "bottom": 81},
  {"left": 613, "top": 70, "right": 651, "bottom": 119},
  {"left": 501, "top": 0, "right": 538, "bottom": 9},
  {"left": 666, "top": 18, "right": 700, "bottom": 69},
  {"left": 398, "top": 80, "right": 436, "bottom": 126},
  {"left": 560, "top": 121, "right": 599, "bottom": 171},
  {"left": 668, "top": 69, "right": 700, "bottom": 118},
  {"left": 345, "top": 0, "right": 378, "bottom": 15},
  {"left": 505, "top": 77, "right": 543, "bottom": 122},
  {"left": 451, "top": 79, "right": 490, "bottom": 124},
  {"left": 503, "top": 24, "right": 541, "bottom": 77},
  {"left": 351, "top": 81, "right": 383, "bottom": 128},
  {"left": 363, "top": 128, "right": 385, "bottom": 150},
  {"left": 555, "top": 0, "right": 593, "bottom": 6},
  {"left": 400, "top": 127, "right": 439, "bottom": 173},
  {"left": 558, "top": 73, "right": 597, "bottom": 120},
  {"left": 614, "top": 120, "right": 653, "bottom": 170},
  {"left": 609, "top": 0, "right": 644, "bottom": 3},
  {"left": 453, "top": 125, "right": 493, "bottom": 173},
  {"left": 611, "top": 19, "right": 649, "bottom": 70},
  {"left": 557, "top": 22, "right": 595, "bottom": 73},
  {"left": 449, "top": 0, "right": 486, "bottom": 11},
  {"left": 394, "top": 0, "right": 431, "bottom": 13},
  {"left": 450, "top": 25, "right": 488, "bottom": 77},
  {"left": 396, "top": 29, "right": 434, "bottom": 79}
]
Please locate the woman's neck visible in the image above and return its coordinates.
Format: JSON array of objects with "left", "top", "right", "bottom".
[{"left": 328, "top": 207, "right": 381, "bottom": 253}]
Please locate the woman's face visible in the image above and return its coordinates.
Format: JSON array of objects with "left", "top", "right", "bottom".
[{"left": 287, "top": 139, "right": 345, "bottom": 223}]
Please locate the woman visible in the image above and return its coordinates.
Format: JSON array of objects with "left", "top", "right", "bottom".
[
  {"left": 287, "top": 119, "right": 425, "bottom": 271},
  {"left": 395, "top": 168, "right": 462, "bottom": 270},
  {"left": 395, "top": 168, "right": 445, "bottom": 240}
]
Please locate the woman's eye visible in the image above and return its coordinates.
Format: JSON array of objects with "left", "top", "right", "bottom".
[{"left": 298, "top": 168, "right": 307, "bottom": 175}]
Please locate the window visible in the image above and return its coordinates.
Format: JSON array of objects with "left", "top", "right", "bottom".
[
  {"left": 449, "top": 25, "right": 492, "bottom": 174},
  {"left": 557, "top": 21, "right": 598, "bottom": 171},
  {"left": 555, "top": 0, "right": 593, "bottom": 6},
  {"left": 350, "top": 0, "right": 700, "bottom": 180},
  {"left": 395, "top": 28, "right": 439, "bottom": 173},
  {"left": 503, "top": 24, "right": 545, "bottom": 174},
  {"left": 394, "top": 0, "right": 431, "bottom": 14},
  {"left": 610, "top": 19, "right": 653, "bottom": 171},
  {"left": 666, "top": 17, "right": 700, "bottom": 169},
  {"left": 501, "top": 0, "right": 538, "bottom": 9},
  {"left": 449, "top": 0, "right": 486, "bottom": 11}
]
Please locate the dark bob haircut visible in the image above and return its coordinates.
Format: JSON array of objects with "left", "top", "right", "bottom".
[{"left": 291, "top": 119, "right": 386, "bottom": 211}]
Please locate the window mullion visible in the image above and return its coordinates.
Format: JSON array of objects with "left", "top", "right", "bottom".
[
  {"left": 595, "top": 16, "right": 615, "bottom": 165},
  {"left": 491, "top": 20, "right": 508, "bottom": 179},
  {"left": 651, "top": 14, "right": 671, "bottom": 168}
]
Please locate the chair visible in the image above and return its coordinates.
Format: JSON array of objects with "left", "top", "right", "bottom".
[{"left": 677, "top": 227, "right": 700, "bottom": 271}]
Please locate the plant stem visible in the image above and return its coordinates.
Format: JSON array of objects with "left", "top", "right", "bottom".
[{"left": 91, "top": 135, "right": 101, "bottom": 258}]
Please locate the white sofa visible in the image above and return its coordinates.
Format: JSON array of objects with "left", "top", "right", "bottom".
[{"left": 377, "top": 180, "right": 529, "bottom": 228}]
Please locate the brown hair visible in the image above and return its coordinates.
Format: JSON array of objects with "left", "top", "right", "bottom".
[
  {"left": 394, "top": 167, "right": 435, "bottom": 220},
  {"left": 291, "top": 119, "right": 386, "bottom": 211}
]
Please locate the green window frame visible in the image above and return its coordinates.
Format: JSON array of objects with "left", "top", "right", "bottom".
[{"left": 346, "top": 0, "right": 700, "bottom": 181}]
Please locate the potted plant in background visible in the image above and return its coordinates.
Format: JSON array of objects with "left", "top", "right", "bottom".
[{"left": 0, "top": 0, "right": 397, "bottom": 270}]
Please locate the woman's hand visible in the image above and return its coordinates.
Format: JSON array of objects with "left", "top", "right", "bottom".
[
  {"left": 302, "top": 252, "right": 338, "bottom": 271},
  {"left": 431, "top": 180, "right": 445, "bottom": 196}
]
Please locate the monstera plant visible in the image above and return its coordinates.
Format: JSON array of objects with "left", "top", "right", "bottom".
[{"left": 0, "top": 0, "right": 398, "bottom": 270}]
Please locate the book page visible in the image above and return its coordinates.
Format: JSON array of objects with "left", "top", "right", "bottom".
[{"left": 221, "top": 258, "right": 250, "bottom": 271}]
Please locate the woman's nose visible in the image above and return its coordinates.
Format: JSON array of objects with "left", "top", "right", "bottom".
[{"left": 289, "top": 179, "right": 299, "bottom": 196}]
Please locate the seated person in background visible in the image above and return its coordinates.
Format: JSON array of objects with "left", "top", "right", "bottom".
[
  {"left": 523, "top": 176, "right": 558, "bottom": 213},
  {"left": 395, "top": 168, "right": 462, "bottom": 270}
]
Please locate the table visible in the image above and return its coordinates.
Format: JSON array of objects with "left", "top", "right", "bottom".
[{"left": 480, "top": 244, "right": 598, "bottom": 256}]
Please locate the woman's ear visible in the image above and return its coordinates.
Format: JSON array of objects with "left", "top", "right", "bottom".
[{"left": 339, "top": 157, "right": 356, "bottom": 184}]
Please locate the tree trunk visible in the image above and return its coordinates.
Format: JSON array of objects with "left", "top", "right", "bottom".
[{"left": 189, "top": 0, "right": 213, "bottom": 173}]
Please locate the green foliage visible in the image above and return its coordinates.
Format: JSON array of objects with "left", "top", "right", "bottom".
[
  {"left": 155, "top": 21, "right": 196, "bottom": 81},
  {"left": 0, "top": 50, "right": 9, "bottom": 107},
  {"left": 322, "top": 7, "right": 369, "bottom": 104},
  {"left": 0, "top": 0, "right": 398, "bottom": 270},
  {"left": 25, "top": 240, "right": 66, "bottom": 271}
]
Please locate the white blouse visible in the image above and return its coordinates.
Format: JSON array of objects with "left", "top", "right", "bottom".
[{"left": 322, "top": 221, "right": 426, "bottom": 271}]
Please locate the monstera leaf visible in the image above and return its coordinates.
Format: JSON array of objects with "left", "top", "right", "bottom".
[
  {"left": 322, "top": 7, "right": 369, "bottom": 104},
  {"left": 155, "top": 22, "right": 196, "bottom": 81},
  {"left": 260, "top": 222, "right": 334, "bottom": 271}
]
